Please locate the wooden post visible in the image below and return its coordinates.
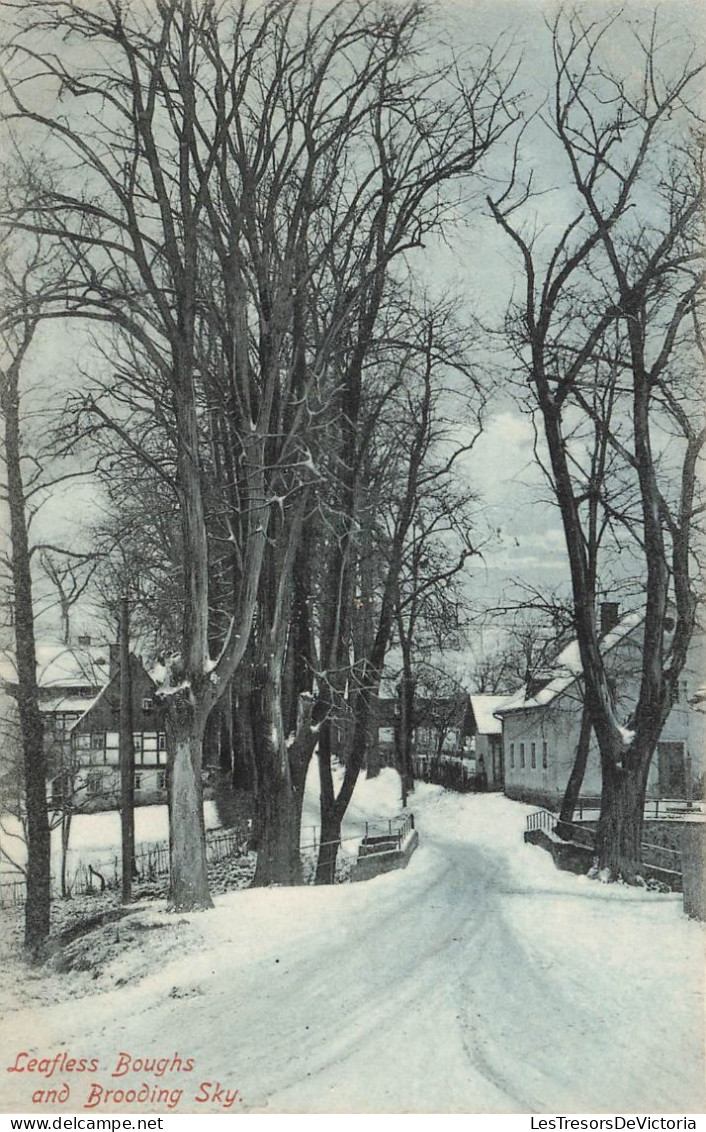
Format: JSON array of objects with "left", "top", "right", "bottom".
[
  {"left": 119, "top": 595, "right": 135, "bottom": 904},
  {"left": 685, "top": 754, "right": 693, "bottom": 811}
]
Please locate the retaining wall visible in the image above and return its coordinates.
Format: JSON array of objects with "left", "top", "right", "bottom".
[
  {"left": 681, "top": 825, "right": 705, "bottom": 919},
  {"left": 351, "top": 830, "right": 420, "bottom": 882}
]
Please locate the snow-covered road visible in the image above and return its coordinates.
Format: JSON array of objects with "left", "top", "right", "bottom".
[{"left": 2, "top": 779, "right": 703, "bottom": 1114}]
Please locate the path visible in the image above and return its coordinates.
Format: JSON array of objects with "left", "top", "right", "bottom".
[{"left": 1, "top": 788, "right": 703, "bottom": 1113}]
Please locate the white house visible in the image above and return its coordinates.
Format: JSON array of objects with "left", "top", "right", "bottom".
[
  {"left": 495, "top": 608, "right": 705, "bottom": 809},
  {"left": 467, "top": 694, "right": 514, "bottom": 790}
]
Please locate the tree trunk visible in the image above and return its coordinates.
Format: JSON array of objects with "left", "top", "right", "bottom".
[
  {"left": 165, "top": 692, "right": 213, "bottom": 911},
  {"left": 314, "top": 804, "right": 341, "bottom": 886},
  {"left": 288, "top": 693, "right": 318, "bottom": 860},
  {"left": 396, "top": 665, "right": 416, "bottom": 807},
  {"left": 314, "top": 722, "right": 340, "bottom": 885},
  {"left": 231, "top": 662, "right": 258, "bottom": 794},
  {"left": 282, "top": 532, "right": 314, "bottom": 738},
  {"left": 119, "top": 600, "right": 134, "bottom": 905},
  {"left": 251, "top": 664, "right": 301, "bottom": 887},
  {"left": 218, "top": 698, "right": 234, "bottom": 774},
  {"left": 2, "top": 372, "right": 51, "bottom": 954},
  {"left": 365, "top": 694, "right": 382, "bottom": 779},
  {"left": 557, "top": 701, "right": 592, "bottom": 838},
  {"left": 60, "top": 808, "right": 72, "bottom": 899},
  {"left": 595, "top": 753, "right": 651, "bottom": 881}
]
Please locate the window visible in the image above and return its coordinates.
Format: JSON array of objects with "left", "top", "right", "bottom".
[
  {"left": 510, "top": 743, "right": 515, "bottom": 769},
  {"left": 86, "top": 772, "right": 103, "bottom": 796},
  {"left": 531, "top": 742, "right": 536, "bottom": 769},
  {"left": 142, "top": 734, "right": 158, "bottom": 764},
  {"left": 158, "top": 732, "right": 167, "bottom": 751},
  {"left": 141, "top": 697, "right": 154, "bottom": 712},
  {"left": 90, "top": 732, "right": 104, "bottom": 750},
  {"left": 76, "top": 733, "right": 91, "bottom": 749},
  {"left": 132, "top": 732, "right": 143, "bottom": 751},
  {"left": 51, "top": 712, "right": 80, "bottom": 735},
  {"left": 542, "top": 741, "right": 548, "bottom": 769},
  {"left": 157, "top": 770, "right": 166, "bottom": 790},
  {"left": 520, "top": 743, "right": 525, "bottom": 768},
  {"left": 134, "top": 772, "right": 143, "bottom": 791},
  {"left": 51, "top": 773, "right": 69, "bottom": 806}
]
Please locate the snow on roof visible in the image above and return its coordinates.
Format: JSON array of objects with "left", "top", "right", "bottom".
[
  {"left": 470, "top": 694, "right": 513, "bottom": 734},
  {"left": 39, "top": 694, "right": 100, "bottom": 714},
  {"left": 495, "top": 610, "right": 644, "bottom": 716},
  {"left": 73, "top": 681, "right": 115, "bottom": 729},
  {"left": 0, "top": 642, "right": 110, "bottom": 689}
]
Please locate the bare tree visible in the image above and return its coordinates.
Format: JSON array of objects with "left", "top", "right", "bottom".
[
  {"left": 2, "top": 0, "right": 519, "bottom": 899},
  {"left": 392, "top": 458, "right": 480, "bottom": 804},
  {"left": 489, "top": 10, "right": 705, "bottom": 879},
  {"left": 0, "top": 242, "right": 51, "bottom": 952},
  {"left": 313, "top": 299, "right": 483, "bottom": 879},
  {"left": 38, "top": 550, "right": 99, "bottom": 645}
]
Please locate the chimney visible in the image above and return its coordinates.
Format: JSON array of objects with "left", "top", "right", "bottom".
[{"left": 599, "top": 602, "right": 620, "bottom": 637}]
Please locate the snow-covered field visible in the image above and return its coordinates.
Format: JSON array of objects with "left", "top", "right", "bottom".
[
  {"left": 0, "top": 802, "right": 223, "bottom": 880},
  {"left": 1, "top": 773, "right": 703, "bottom": 1115}
]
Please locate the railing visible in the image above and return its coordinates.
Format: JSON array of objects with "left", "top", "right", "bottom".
[
  {"left": 363, "top": 813, "right": 415, "bottom": 849},
  {"left": 299, "top": 814, "right": 416, "bottom": 870},
  {"left": 639, "top": 839, "right": 682, "bottom": 873},
  {"left": 526, "top": 808, "right": 557, "bottom": 834},
  {"left": 525, "top": 808, "right": 685, "bottom": 876},
  {"left": 573, "top": 797, "right": 702, "bottom": 820},
  {"left": 0, "top": 874, "right": 28, "bottom": 908}
]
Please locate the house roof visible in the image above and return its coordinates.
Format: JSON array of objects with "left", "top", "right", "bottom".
[
  {"left": 39, "top": 694, "right": 101, "bottom": 714},
  {"left": 469, "top": 694, "right": 513, "bottom": 735},
  {"left": 73, "top": 653, "right": 158, "bottom": 731},
  {"left": 494, "top": 610, "right": 644, "bottom": 717},
  {"left": 376, "top": 693, "right": 469, "bottom": 730},
  {"left": 0, "top": 642, "right": 110, "bottom": 690}
]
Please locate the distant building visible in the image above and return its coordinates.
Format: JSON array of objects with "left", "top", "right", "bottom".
[
  {"left": 65, "top": 651, "right": 167, "bottom": 809},
  {"left": 0, "top": 638, "right": 167, "bottom": 812},
  {"left": 495, "top": 607, "right": 705, "bottom": 809},
  {"left": 375, "top": 691, "right": 513, "bottom": 791},
  {"left": 468, "top": 694, "right": 513, "bottom": 790},
  {"left": 376, "top": 692, "right": 472, "bottom": 758}
]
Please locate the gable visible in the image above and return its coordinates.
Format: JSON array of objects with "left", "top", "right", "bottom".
[{"left": 73, "top": 655, "right": 161, "bottom": 734}]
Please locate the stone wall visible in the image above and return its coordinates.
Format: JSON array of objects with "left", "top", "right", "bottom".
[
  {"left": 681, "top": 825, "right": 705, "bottom": 920},
  {"left": 351, "top": 830, "right": 419, "bottom": 882}
]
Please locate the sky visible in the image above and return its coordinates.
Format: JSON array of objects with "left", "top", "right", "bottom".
[{"left": 2, "top": 0, "right": 704, "bottom": 659}]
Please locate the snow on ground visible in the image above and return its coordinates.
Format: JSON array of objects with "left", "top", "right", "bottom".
[
  {"left": 1, "top": 774, "right": 703, "bottom": 1115},
  {"left": 0, "top": 802, "right": 222, "bottom": 879}
]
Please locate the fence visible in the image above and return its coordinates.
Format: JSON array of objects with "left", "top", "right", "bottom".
[
  {"left": 525, "top": 808, "right": 684, "bottom": 875},
  {"left": 526, "top": 808, "right": 557, "bottom": 834},
  {"left": 297, "top": 813, "right": 416, "bottom": 882},
  {"left": 362, "top": 812, "right": 415, "bottom": 849},
  {"left": 572, "top": 797, "right": 695, "bottom": 820},
  {"left": 412, "top": 753, "right": 484, "bottom": 793},
  {"left": 1, "top": 814, "right": 413, "bottom": 905},
  {"left": 0, "top": 825, "right": 251, "bottom": 908}
]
